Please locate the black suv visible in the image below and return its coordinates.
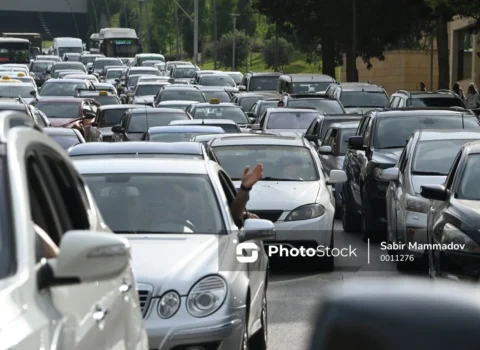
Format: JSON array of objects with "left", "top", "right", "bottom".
[
  {"left": 342, "top": 108, "right": 480, "bottom": 241},
  {"left": 239, "top": 72, "right": 282, "bottom": 93},
  {"left": 325, "top": 82, "right": 389, "bottom": 114},
  {"left": 386, "top": 90, "right": 466, "bottom": 108},
  {"left": 281, "top": 93, "right": 346, "bottom": 114}
]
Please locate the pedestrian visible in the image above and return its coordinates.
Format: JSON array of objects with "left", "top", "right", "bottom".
[
  {"left": 419, "top": 82, "right": 426, "bottom": 91},
  {"left": 465, "top": 83, "right": 480, "bottom": 109},
  {"left": 453, "top": 82, "right": 465, "bottom": 101}
]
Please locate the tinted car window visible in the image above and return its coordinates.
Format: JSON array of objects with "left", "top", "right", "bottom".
[
  {"left": 135, "top": 85, "right": 163, "bottom": 96},
  {"left": 105, "top": 70, "right": 123, "bottom": 79},
  {"left": 158, "top": 90, "right": 205, "bottom": 102},
  {"left": 249, "top": 76, "right": 279, "bottom": 91},
  {"left": 39, "top": 81, "right": 87, "bottom": 96},
  {"left": 172, "top": 68, "right": 198, "bottom": 78},
  {"left": 89, "top": 95, "right": 120, "bottom": 105},
  {"left": 457, "top": 154, "right": 480, "bottom": 200},
  {"left": 93, "top": 59, "right": 122, "bottom": 70},
  {"left": 239, "top": 96, "right": 262, "bottom": 111},
  {"left": 35, "top": 101, "right": 80, "bottom": 118},
  {"left": 52, "top": 63, "right": 85, "bottom": 72},
  {"left": 100, "top": 109, "right": 128, "bottom": 126},
  {"left": 374, "top": 115, "right": 480, "bottom": 149},
  {"left": 128, "top": 113, "right": 189, "bottom": 132},
  {"left": 198, "top": 75, "right": 235, "bottom": 87},
  {"left": 150, "top": 132, "right": 213, "bottom": 142},
  {"left": 30, "top": 61, "right": 53, "bottom": 72},
  {"left": 129, "top": 69, "right": 161, "bottom": 77},
  {"left": 286, "top": 99, "right": 344, "bottom": 114},
  {"left": 202, "top": 91, "right": 231, "bottom": 102},
  {"left": 267, "top": 112, "right": 318, "bottom": 129},
  {"left": 320, "top": 119, "right": 359, "bottom": 140},
  {"left": 409, "top": 97, "right": 465, "bottom": 108},
  {"left": 292, "top": 82, "right": 331, "bottom": 93},
  {"left": 340, "top": 91, "right": 388, "bottom": 108},
  {"left": 339, "top": 129, "right": 356, "bottom": 154},
  {"left": 0, "top": 85, "right": 34, "bottom": 98},
  {"left": 193, "top": 106, "right": 248, "bottom": 124}
]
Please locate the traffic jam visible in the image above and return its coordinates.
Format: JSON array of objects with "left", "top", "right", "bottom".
[{"left": 1, "top": 30, "right": 480, "bottom": 350}]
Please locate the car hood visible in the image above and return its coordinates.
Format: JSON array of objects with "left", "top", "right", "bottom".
[
  {"left": 344, "top": 107, "right": 383, "bottom": 114},
  {"left": 411, "top": 175, "right": 446, "bottom": 194},
  {"left": 133, "top": 95, "right": 155, "bottom": 104},
  {"left": 372, "top": 148, "right": 403, "bottom": 166},
  {"left": 49, "top": 117, "right": 80, "bottom": 127},
  {"left": 232, "top": 181, "right": 320, "bottom": 210},
  {"left": 266, "top": 129, "right": 305, "bottom": 136},
  {"left": 126, "top": 234, "right": 228, "bottom": 296}
]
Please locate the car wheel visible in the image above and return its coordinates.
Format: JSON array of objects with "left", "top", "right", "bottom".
[
  {"left": 341, "top": 190, "right": 360, "bottom": 232},
  {"left": 249, "top": 294, "right": 267, "bottom": 350}
]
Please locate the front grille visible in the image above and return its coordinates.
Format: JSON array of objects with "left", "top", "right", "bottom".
[
  {"left": 137, "top": 289, "right": 151, "bottom": 316},
  {"left": 249, "top": 210, "right": 283, "bottom": 223}
]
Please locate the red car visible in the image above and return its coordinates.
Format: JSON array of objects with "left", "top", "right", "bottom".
[{"left": 31, "top": 98, "right": 100, "bottom": 134}]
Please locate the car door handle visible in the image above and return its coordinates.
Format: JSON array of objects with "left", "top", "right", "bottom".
[
  {"left": 119, "top": 280, "right": 132, "bottom": 293},
  {"left": 93, "top": 307, "right": 108, "bottom": 322}
]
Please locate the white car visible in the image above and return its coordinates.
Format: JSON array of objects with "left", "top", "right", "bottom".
[
  {"left": 0, "top": 110, "right": 147, "bottom": 349},
  {"left": 74, "top": 156, "right": 274, "bottom": 350},
  {"left": 210, "top": 134, "right": 347, "bottom": 270}
]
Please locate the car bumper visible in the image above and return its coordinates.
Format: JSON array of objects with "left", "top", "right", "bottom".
[
  {"left": 264, "top": 210, "right": 334, "bottom": 247},
  {"left": 145, "top": 298, "right": 244, "bottom": 350},
  {"left": 398, "top": 211, "right": 428, "bottom": 258}
]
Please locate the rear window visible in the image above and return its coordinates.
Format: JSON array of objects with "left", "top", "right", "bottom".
[
  {"left": 286, "top": 99, "right": 345, "bottom": 114},
  {"left": 203, "top": 91, "right": 231, "bottom": 102},
  {"left": 100, "top": 109, "right": 128, "bottom": 126},
  {"left": 90, "top": 95, "right": 120, "bottom": 105},
  {"left": 292, "top": 82, "right": 332, "bottom": 93},
  {"left": 267, "top": 112, "right": 318, "bottom": 129},
  {"left": 249, "top": 76, "right": 279, "bottom": 91},
  {"left": 127, "top": 113, "right": 189, "bottom": 132},
  {"left": 35, "top": 101, "right": 80, "bottom": 118},
  {"left": 52, "top": 63, "right": 85, "bottom": 72},
  {"left": 340, "top": 91, "right": 388, "bottom": 108},
  {"left": 93, "top": 59, "right": 122, "bottom": 70},
  {"left": 159, "top": 90, "right": 205, "bottom": 102},
  {"left": 409, "top": 97, "right": 466, "bottom": 108}
]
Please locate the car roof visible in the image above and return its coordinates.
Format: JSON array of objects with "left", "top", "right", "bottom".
[
  {"left": 44, "top": 78, "right": 89, "bottom": 83},
  {"left": 283, "top": 74, "right": 335, "bottom": 82},
  {"left": 69, "top": 141, "right": 204, "bottom": 156},
  {"left": 162, "top": 86, "right": 200, "bottom": 90},
  {"left": 130, "top": 107, "right": 183, "bottom": 114},
  {"left": 416, "top": 129, "right": 480, "bottom": 141},
  {"left": 197, "top": 86, "right": 230, "bottom": 91},
  {"left": 78, "top": 92, "right": 116, "bottom": 96},
  {"left": 335, "top": 83, "right": 384, "bottom": 92},
  {"left": 194, "top": 132, "right": 274, "bottom": 141},
  {"left": 211, "top": 134, "right": 307, "bottom": 147},
  {"left": 148, "top": 125, "right": 225, "bottom": 133},
  {"left": 329, "top": 121, "right": 360, "bottom": 129},
  {"left": 158, "top": 100, "right": 198, "bottom": 105},
  {"left": 248, "top": 72, "right": 282, "bottom": 77},
  {"left": 99, "top": 104, "right": 148, "bottom": 111},
  {"left": 95, "top": 57, "right": 122, "bottom": 61},
  {"left": 129, "top": 67, "right": 159, "bottom": 70},
  {"left": 320, "top": 115, "right": 362, "bottom": 121},
  {"left": 73, "top": 158, "right": 209, "bottom": 175},
  {"left": 34, "top": 97, "right": 82, "bottom": 103},
  {"left": 0, "top": 82, "right": 32, "bottom": 87},
  {"left": 43, "top": 127, "right": 77, "bottom": 136},
  {"left": 193, "top": 102, "right": 239, "bottom": 108},
  {"left": 237, "top": 92, "right": 279, "bottom": 98},
  {"left": 268, "top": 108, "right": 322, "bottom": 114},
  {"left": 375, "top": 109, "right": 472, "bottom": 118},
  {"left": 136, "top": 82, "right": 167, "bottom": 86},
  {"left": 170, "top": 119, "right": 236, "bottom": 125}
]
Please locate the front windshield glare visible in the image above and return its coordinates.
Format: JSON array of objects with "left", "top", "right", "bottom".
[
  {"left": 374, "top": 116, "right": 480, "bottom": 149},
  {"left": 83, "top": 174, "right": 224, "bottom": 233},
  {"left": 213, "top": 145, "right": 319, "bottom": 181}
]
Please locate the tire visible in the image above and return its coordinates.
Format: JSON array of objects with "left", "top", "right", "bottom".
[
  {"left": 341, "top": 189, "right": 360, "bottom": 232},
  {"left": 249, "top": 294, "right": 267, "bottom": 350}
]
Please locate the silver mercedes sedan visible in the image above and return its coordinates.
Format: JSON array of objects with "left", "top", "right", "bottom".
[{"left": 73, "top": 156, "right": 274, "bottom": 350}]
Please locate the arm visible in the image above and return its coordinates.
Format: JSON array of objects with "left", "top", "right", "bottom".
[
  {"left": 230, "top": 188, "right": 250, "bottom": 222},
  {"left": 230, "top": 164, "right": 264, "bottom": 226},
  {"left": 34, "top": 224, "right": 59, "bottom": 259}
]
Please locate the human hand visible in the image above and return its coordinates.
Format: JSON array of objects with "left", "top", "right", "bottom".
[
  {"left": 246, "top": 212, "right": 259, "bottom": 219},
  {"left": 241, "top": 163, "right": 264, "bottom": 188}
]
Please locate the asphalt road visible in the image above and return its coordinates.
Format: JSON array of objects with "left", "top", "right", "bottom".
[{"left": 266, "top": 220, "right": 424, "bottom": 349}]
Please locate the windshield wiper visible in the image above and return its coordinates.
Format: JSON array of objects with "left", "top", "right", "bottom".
[
  {"left": 262, "top": 177, "right": 300, "bottom": 181},
  {"left": 411, "top": 171, "right": 445, "bottom": 176}
]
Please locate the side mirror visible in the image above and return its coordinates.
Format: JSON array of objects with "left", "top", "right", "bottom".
[
  {"left": 239, "top": 85, "right": 246, "bottom": 91},
  {"left": 83, "top": 111, "right": 96, "bottom": 119},
  {"left": 88, "top": 68, "right": 93, "bottom": 73},
  {"left": 318, "top": 145, "right": 332, "bottom": 155},
  {"left": 420, "top": 184, "right": 448, "bottom": 201},
  {"left": 240, "top": 219, "right": 276, "bottom": 242},
  {"left": 115, "top": 79, "right": 120, "bottom": 83},
  {"left": 40, "top": 230, "right": 130, "bottom": 288},
  {"left": 377, "top": 167, "right": 399, "bottom": 181},
  {"left": 327, "top": 170, "right": 347, "bottom": 185},
  {"left": 30, "top": 90, "right": 37, "bottom": 96},
  {"left": 245, "top": 111, "right": 256, "bottom": 119},
  {"left": 111, "top": 125, "right": 124, "bottom": 134},
  {"left": 348, "top": 136, "right": 364, "bottom": 150}
]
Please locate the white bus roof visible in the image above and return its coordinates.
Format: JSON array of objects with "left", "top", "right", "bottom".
[
  {"left": 99, "top": 28, "right": 138, "bottom": 39},
  {"left": 0, "top": 38, "right": 29, "bottom": 43},
  {"left": 54, "top": 37, "right": 82, "bottom": 45},
  {"left": 90, "top": 33, "right": 100, "bottom": 39}
]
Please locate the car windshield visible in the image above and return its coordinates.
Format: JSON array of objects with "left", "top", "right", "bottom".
[
  {"left": 90, "top": 95, "right": 119, "bottom": 105},
  {"left": 94, "top": 59, "right": 122, "bottom": 70},
  {"left": 150, "top": 132, "right": 214, "bottom": 142},
  {"left": 214, "top": 145, "right": 319, "bottom": 181},
  {"left": 199, "top": 75, "right": 235, "bottom": 87},
  {"left": 35, "top": 102, "right": 79, "bottom": 118},
  {"left": 287, "top": 99, "right": 345, "bottom": 114},
  {"left": 267, "top": 111, "right": 318, "bottom": 129},
  {"left": 457, "top": 154, "right": 480, "bottom": 200},
  {"left": 172, "top": 68, "right": 197, "bottom": 78},
  {"left": 249, "top": 76, "right": 279, "bottom": 91},
  {"left": 31, "top": 61, "right": 53, "bottom": 72},
  {"left": 135, "top": 85, "right": 163, "bottom": 96},
  {"left": 130, "top": 69, "right": 160, "bottom": 77},
  {"left": 412, "top": 139, "right": 478, "bottom": 175},
  {"left": 292, "top": 82, "right": 332, "bottom": 93},
  {"left": 128, "top": 113, "right": 189, "bottom": 132},
  {"left": 106, "top": 70, "right": 123, "bottom": 79},
  {"left": 374, "top": 115, "right": 480, "bottom": 149},
  {"left": 159, "top": 90, "right": 205, "bottom": 102},
  {"left": 51, "top": 135, "right": 80, "bottom": 150},
  {"left": 100, "top": 109, "right": 129, "bottom": 126},
  {"left": 202, "top": 91, "right": 231, "bottom": 102},
  {"left": 227, "top": 73, "right": 243, "bottom": 84},
  {"left": 409, "top": 97, "right": 465, "bottom": 108},
  {"left": 83, "top": 174, "right": 224, "bottom": 234},
  {"left": 339, "top": 129, "right": 357, "bottom": 155},
  {"left": 127, "top": 75, "right": 143, "bottom": 86},
  {"left": 253, "top": 101, "right": 280, "bottom": 115},
  {"left": 138, "top": 55, "right": 165, "bottom": 64},
  {"left": 239, "top": 96, "right": 263, "bottom": 111},
  {"left": 193, "top": 106, "right": 248, "bottom": 124},
  {"left": 0, "top": 85, "right": 33, "bottom": 98},
  {"left": 53, "top": 63, "right": 85, "bottom": 72},
  {"left": 40, "top": 82, "right": 87, "bottom": 96},
  {"left": 341, "top": 91, "right": 389, "bottom": 108}
]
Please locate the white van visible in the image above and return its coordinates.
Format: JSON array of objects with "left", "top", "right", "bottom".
[{"left": 53, "top": 37, "right": 83, "bottom": 58}]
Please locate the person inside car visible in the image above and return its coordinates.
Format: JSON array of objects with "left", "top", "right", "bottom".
[{"left": 35, "top": 223, "right": 59, "bottom": 260}]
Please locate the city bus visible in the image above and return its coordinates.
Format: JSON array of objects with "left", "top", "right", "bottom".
[
  {"left": 0, "top": 38, "right": 30, "bottom": 63},
  {"left": 89, "top": 33, "right": 101, "bottom": 54},
  {"left": 2, "top": 33, "right": 41, "bottom": 59},
  {"left": 99, "top": 28, "right": 141, "bottom": 58}
]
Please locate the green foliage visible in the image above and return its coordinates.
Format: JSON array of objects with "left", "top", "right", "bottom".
[
  {"left": 262, "top": 37, "right": 294, "bottom": 69},
  {"left": 235, "top": 0, "right": 256, "bottom": 37},
  {"left": 217, "top": 30, "right": 251, "bottom": 69},
  {"left": 151, "top": 0, "right": 175, "bottom": 53}
]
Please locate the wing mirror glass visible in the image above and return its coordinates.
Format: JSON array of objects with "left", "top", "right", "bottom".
[
  {"left": 318, "top": 145, "right": 332, "bottom": 155},
  {"left": 420, "top": 184, "right": 448, "bottom": 201},
  {"left": 327, "top": 170, "right": 347, "bottom": 185},
  {"left": 111, "top": 125, "right": 125, "bottom": 134},
  {"left": 240, "top": 219, "right": 276, "bottom": 242},
  {"left": 348, "top": 136, "right": 364, "bottom": 150},
  {"left": 377, "top": 167, "right": 399, "bottom": 181}
]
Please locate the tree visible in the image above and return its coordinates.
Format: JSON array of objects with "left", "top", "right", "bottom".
[
  {"left": 217, "top": 30, "right": 251, "bottom": 68},
  {"left": 152, "top": 0, "right": 175, "bottom": 53},
  {"left": 235, "top": 0, "right": 256, "bottom": 37},
  {"left": 263, "top": 37, "right": 294, "bottom": 70}
]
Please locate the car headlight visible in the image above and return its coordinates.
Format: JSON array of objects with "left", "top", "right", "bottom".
[
  {"left": 441, "top": 223, "right": 480, "bottom": 253},
  {"left": 405, "top": 194, "right": 429, "bottom": 213},
  {"left": 157, "top": 291, "right": 180, "bottom": 318},
  {"left": 187, "top": 275, "right": 227, "bottom": 317},
  {"left": 285, "top": 203, "right": 325, "bottom": 221}
]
